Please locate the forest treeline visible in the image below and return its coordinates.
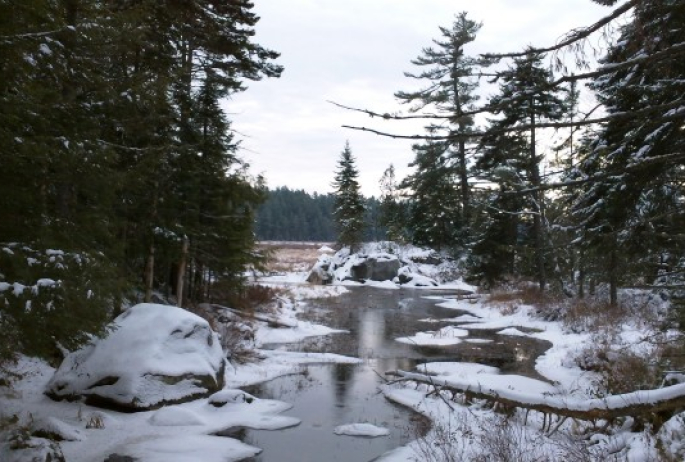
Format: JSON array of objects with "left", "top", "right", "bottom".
[{"left": 255, "top": 186, "right": 384, "bottom": 242}]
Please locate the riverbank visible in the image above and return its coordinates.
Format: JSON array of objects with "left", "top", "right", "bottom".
[{"left": 3, "top": 243, "right": 685, "bottom": 461}]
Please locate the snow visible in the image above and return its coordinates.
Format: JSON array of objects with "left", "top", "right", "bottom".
[
  {"left": 497, "top": 327, "right": 531, "bottom": 337},
  {"left": 32, "top": 416, "right": 85, "bottom": 441},
  {"left": 417, "top": 362, "right": 500, "bottom": 377},
  {"left": 396, "top": 326, "right": 469, "bottom": 346},
  {"left": 224, "top": 350, "right": 362, "bottom": 389},
  {"left": 149, "top": 407, "right": 207, "bottom": 426},
  {"left": 333, "top": 423, "right": 390, "bottom": 437},
  {"left": 0, "top": 356, "right": 302, "bottom": 462},
  {"left": 114, "top": 434, "right": 261, "bottom": 462},
  {"left": 363, "top": 279, "right": 400, "bottom": 289},
  {"left": 3, "top": 248, "right": 680, "bottom": 462},
  {"left": 46, "top": 303, "right": 226, "bottom": 409},
  {"left": 318, "top": 245, "right": 335, "bottom": 253},
  {"left": 255, "top": 320, "right": 344, "bottom": 345}
]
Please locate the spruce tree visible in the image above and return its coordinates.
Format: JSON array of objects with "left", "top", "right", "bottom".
[
  {"left": 401, "top": 138, "right": 462, "bottom": 250},
  {"left": 332, "top": 142, "right": 366, "bottom": 252},
  {"left": 477, "top": 53, "right": 567, "bottom": 289},
  {"left": 570, "top": 0, "right": 685, "bottom": 305},
  {"left": 0, "top": 0, "right": 281, "bottom": 363},
  {"left": 378, "top": 164, "right": 405, "bottom": 242}
]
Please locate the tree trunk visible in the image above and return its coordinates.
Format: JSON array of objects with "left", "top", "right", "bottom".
[
  {"left": 176, "top": 236, "right": 189, "bottom": 306},
  {"left": 144, "top": 240, "right": 155, "bottom": 303},
  {"left": 391, "top": 370, "right": 683, "bottom": 431},
  {"left": 609, "top": 238, "right": 618, "bottom": 306},
  {"left": 578, "top": 248, "right": 585, "bottom": 299},
  {"left": 530, "top": 108, "right": 546, "bottom": 290},
  {"left": 458, "top": 140, "right": 470, "bottom": 222}
]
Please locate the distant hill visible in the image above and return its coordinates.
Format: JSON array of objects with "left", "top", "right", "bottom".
[{"left": 255, "top": 187, "right": 385, "bottom": 242}]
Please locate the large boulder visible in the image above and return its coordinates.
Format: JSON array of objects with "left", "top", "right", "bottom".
[
  {"left": 349, "top": 253, "right": 401, "bottom": 282},
  {"left": 306, "top": 255, "right": 333, "bottom": 285},
  {"left": 45, "top": 303, "right": 226, "bottom": 412}
]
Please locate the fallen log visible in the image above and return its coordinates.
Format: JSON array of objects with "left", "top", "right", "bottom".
[
  {"left": 199, "top": 303, "right": 298, "bottom": 328},
  {"left": 388, "top": 370, "right": 685, "bottom": 430}
]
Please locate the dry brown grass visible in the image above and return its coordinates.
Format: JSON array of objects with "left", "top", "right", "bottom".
[
  {"left": 258, "top": 242, "right": 332, "bottom": 273},
  {"left": 486, "top": 284, "right": 560, "bottom": 315}
]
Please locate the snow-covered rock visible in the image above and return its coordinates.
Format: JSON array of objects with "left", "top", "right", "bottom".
[
  {"left": 45, "top": 303, "right": 226, "bottom": 411},
  {"left": 395, "top": 266, "right": 438, "bottom": 287},
  {"left": 31, "top": 416, "right": 84, "bottom": 441},
  {"left": 349, "top": 253, "right": 400, "bottom": 282},
  {"left": 333, "top": 423, "right": 390, "bottom": 437},
  {"left": 0, "top": 436, "right": 65, "bottom": 462},
  {"left": 208, "top": 389, "right": 255, "bottom": 407},
  {"left": 306, "top": 254, "right": 333, "bottom": 285},
  {"left": 306, "top": 243, "right": 458, "bottom": 286}
]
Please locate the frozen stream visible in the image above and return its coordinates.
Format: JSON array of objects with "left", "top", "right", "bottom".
[{"left": 240, "top": 287, "right": 552, "bottom": 461}]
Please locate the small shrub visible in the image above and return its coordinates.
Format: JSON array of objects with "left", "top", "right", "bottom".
[
  {"left": 211, "top": 283, "right": 282, "bottom": 316},
  {"left": 85, "top": 415, "right": 104, "bottom": 429},
  {"left": 0, "top": 244, "right": 120, "bottom": 365}
]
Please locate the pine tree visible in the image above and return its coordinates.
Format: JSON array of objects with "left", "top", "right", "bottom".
[
  {"left": 332, "top": 142, "right": 366, "bottom": 252},
  {"left": 395, "top": 12, "right": 481, "bottom": 226}
]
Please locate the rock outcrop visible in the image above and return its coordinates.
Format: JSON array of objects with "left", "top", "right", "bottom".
[
  {"left": 349, "top": 253, "right": 401, "bottom": 281},
  {"left": 45, "top": 303, "right": 226, "bottom": 412}
]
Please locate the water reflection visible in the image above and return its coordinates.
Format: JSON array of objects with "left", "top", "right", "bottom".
[{"left": 240, "top": 287, "right": 552, "bottom": 461}]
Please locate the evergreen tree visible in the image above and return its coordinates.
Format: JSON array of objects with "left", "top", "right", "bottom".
[
  {"left": 469, "top": 128, "right": 530, "bottom": 285},
  {"left": 401, "top": 138, "right": 462, "bottom": 250},
  {"left": 378, "top": 164, "right": 405, "bottom": 242},
  {"left": 395, "top": 12, "right": 481, "bottom": 226},
  {"left": 477, "top": 53, "right": 567, "bottom": 289},
  {"left": 332, "top": 142, "right": 366, "bottom": 251},
  {"left": 255, "top": 187, "right": 337, "bottom": 242},
  {"left": 0, "top": 0, "right": 281, "bottom": 363},
  {"left": 570, "top": 0, "right": 685, "bottom": 305}
]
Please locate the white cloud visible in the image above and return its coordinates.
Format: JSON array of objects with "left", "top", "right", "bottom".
[{"left": 229, "top": 0, "right": 610, "bottom": 196}]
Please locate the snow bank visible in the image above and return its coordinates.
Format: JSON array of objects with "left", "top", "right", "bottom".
[{"left": 46, "top": 303, "right": 226, "bottom": 411}]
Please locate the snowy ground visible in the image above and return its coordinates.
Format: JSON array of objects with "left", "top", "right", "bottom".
[{"left": 3, "top": 243, "right": 684, "bottom": 461}]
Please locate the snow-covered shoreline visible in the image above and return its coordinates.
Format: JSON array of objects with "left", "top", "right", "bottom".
[{"left": 3, "top": 244, "right": 684, "bottom": 461}]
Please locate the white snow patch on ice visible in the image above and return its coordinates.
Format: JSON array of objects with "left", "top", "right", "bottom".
[
  {"left": 396, "top": 326, "right": 469, "bottom": 346},
  {"left": 333, "top": 423, "right": 390, "bottom": 437}
]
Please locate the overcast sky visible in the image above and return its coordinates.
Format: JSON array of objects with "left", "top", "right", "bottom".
[{"left": 228, "top": 1, "right": 610, "bottom": 197}]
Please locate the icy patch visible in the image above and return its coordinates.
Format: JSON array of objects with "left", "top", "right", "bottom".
[
  {"left": 333, "top": 423, "right": 389, "bottom": 437},
  {"left": 396, "top": 326, "right": 468, "bottom": 346},
  {"left": 417, "top": 362, "right": 500, "bottom": 377},
  {"left": 114, "top": 434, "right": 261, "bottom": 462},
  {"left": 255, "top": 320, "right": 345, "bottom": 345}
]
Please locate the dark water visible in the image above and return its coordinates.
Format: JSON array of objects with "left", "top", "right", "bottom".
[{"left": 238, "top": 287, "right": 552, "bottom": 462}]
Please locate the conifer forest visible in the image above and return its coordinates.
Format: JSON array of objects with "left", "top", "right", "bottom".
[{"left": 2, "top": 1, "right": 685, "bottom": 460}]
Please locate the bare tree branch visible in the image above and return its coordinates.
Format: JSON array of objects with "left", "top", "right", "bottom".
[{"left": 481, "top": 0, "right": 636, "bottom": 60}]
